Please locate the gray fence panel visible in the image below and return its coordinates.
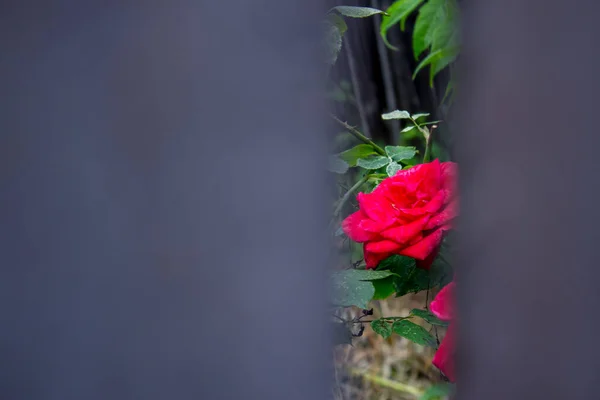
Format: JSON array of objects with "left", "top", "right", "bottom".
[
  {"left": 458, "top": 1, "right": 600, "bottom": 399},
  {"left": 0, "top": 2, "right": 330, "bottom": 399}
]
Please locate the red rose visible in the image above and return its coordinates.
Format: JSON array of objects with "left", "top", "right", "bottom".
[
  {"left": 431, "top": 281, "right": 456, "bottom": 382},
  {"left": 342, "top": 159, "right": 457, "bottom": 269}
]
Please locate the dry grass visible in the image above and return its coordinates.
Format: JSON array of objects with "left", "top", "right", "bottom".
[{"left": 333, "top": 292, "right": 448, "bottom": 400}]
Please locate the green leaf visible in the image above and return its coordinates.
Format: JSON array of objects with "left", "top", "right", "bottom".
[
  {"left": 378, "top": 252, "right": 453, "bottom": 296},
  {"left": 371, "top": 319, "right": 393, "bottom": 339},
  {"left": 412, "top": 45, "right": 459, "bottom": 86},
  {"left": 380, "top": 0, "right": 425, "bottom": 49},
  {"left": 419, "top": 383, "right": 455, "bottom": 400},
  {"left": 429, "top": 1, "right": 459, "bottom": 52},
  {"left": 386, "top": 162, "right": 403, "bottom": 177},
  {"left": 411, "top": 112, "right": 430, "bottom": 120},
  {"left": 392, "top": 319, "right": 437, "bottom": 347},
  {"left": 348, "top": 269, "right": 397, "bottom": 281},
  {"left": 430, "top": 235, "right": 456, "bottom": 287},
  {"left": 357, "top": 155, "right": 390, "bottom": 170},
  {"left": 323, "top": 21, "right": 343, "bottom": 65},
  {"left": 372, "top": 277, "right": 396, "bottom": 300},
  {"left": 382, "top": 110, "right": 411, "bottom": 120},
  {"left": 331, "top": 270, "right": 396, "bottom": 309},
  {"left": 379, "top": 255, "right": 429, "bottom": 296},
  {"left": 429, "top": 253, "right": 454, "bottom": 289},
  {"left": 331, "top": 271, "right": 375, "bottom": 309},
  {"left": 430, "top": 21, "right": 457, "bottom": 55},
  {"left": 338, "top": 144, "right": 377, "bottom": 167},
  {"left": 412, "top": 0, "right": 446, "bottom": 59},
  {"left": 410, "top": 308, "right": 448, "bottom": 326},
  {"left": 420, "top": 120, "right": 442, "bottom": 126},
  {"left": 332, "top": 6, "right": 386, "bottom": 18},
  {"left": 328, "top": 155, "right": 349, "bottom": 174},
  {"left": 412, "top": 0, "right": 460, "bottom": 84},
  {"left": 412, "top": 48, "right": 443, "bottom": 78},
  {"left": 419, "top": 0, "right": 460, "bottom": 85},
  {"left": 401, "top": 125, "right": 417, "bottom": 133},
  {"left": 429, "top": 46, "right": 460, "bottom": 84},
  {"left": 328, "top": 13, "right": 348, "bottom": 34},
  {"left": 442, "top": 77, "right": 457, "bottom": 106},
  {"left": 395, "top": 265, "right": 430, "bottom": 296},
  {"left": 385, "top": 145, "right": 417, "bottom": 162}
]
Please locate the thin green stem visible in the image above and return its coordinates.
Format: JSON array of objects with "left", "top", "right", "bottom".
[
  {"left": 423, "top": 125, "right": 437, "bottom": 163},
  {"left": 380, "top": 316, "right": 412, "bottom": 321},
  {"left": 333, "top": 174, "right": 386, "bottom": 219},
  {"left": 330, "top": 114, "right": 386, "bottom": 156},
  {"left": 348, "top": 369, "right": 424, "bottom": 397},
  {"left": 333, "top": 173, "right": 387, "bottom": 219},
  {"left": 333, "top": 175, "right": 370, "bottom": 217},
  {"left": 423, "top": 144, "right": 432, "bottom": 163}
]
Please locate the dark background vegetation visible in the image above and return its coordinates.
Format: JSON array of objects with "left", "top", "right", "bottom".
[
  {"left": 327, "top": 0, "right": 452, "bottom": 149},
  {"left": 328, "top": 2, "right": 457, "bottom": 398}
]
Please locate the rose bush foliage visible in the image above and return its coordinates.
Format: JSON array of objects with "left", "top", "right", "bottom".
[
  {"left": 338, "top": 158, "right": 458, "bottom": 382},
  {"left": 326, "top": 4, "right": 461, "bottom": 393}
]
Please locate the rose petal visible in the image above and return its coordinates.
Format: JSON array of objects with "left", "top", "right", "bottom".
[
  {"left": 398, "top": 226, "right": 446, "bottom": 260},
  {"left": 399, "top": 190, "right": 446, "bottom": 217},
  {"left": 441, "top": 161, "right": 458, "bottom": 190},
  {"left": 342, "top": 210, "right": 378, "bottom": 242},
  {"left": 357, "top": 192, "right": 396, "bottom": 223},
  {"left": 407, "top": 232, "right": 424, "bottom": 245},
  {"left": 360, "top": 218, "right": 391, "bottom": 233},
  {"left": 401, "top": 159, "right": 440, "bottom": 183},
  {"left": 380, "top": 215, "right": 430, "bottom": 244},
  {"left": 385, "top": 184, "right": 417, "bottom": 209},
  {"left": 416, "top": 244, "right": 440, "bottom": 270},
  {"left": 432, "top": 323, "right": 456, "bottom": 382},
  {"left": 422, "top": 190, "right": 447, "bottom": 213},
  {"left": 364, "top": 246, "right": 392, "bottom": 269},
  {"left": 424, "top": 199, "right": 458, "bottom": 230},
  {"left": 418, "top": 159, "right": 442, "bottom": 193},
  {"left": 430, "top": 281, "right": 456, "bottom": 320},
  {"left": 365, "top": 239, "right": 403, "bottom": 253}
]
